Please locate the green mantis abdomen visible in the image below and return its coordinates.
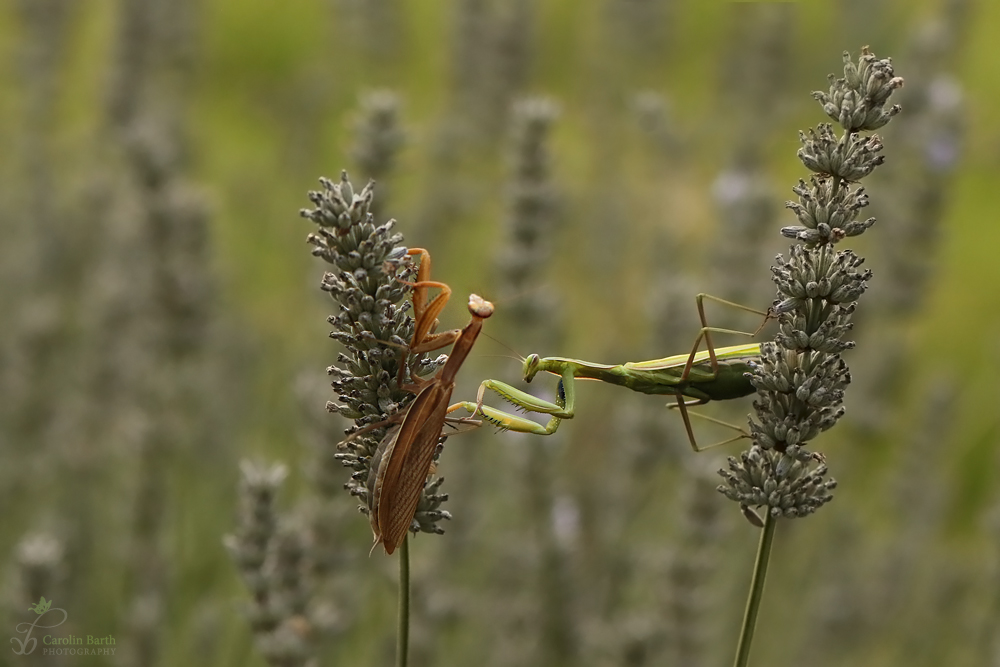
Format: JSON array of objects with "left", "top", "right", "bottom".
[
  {"left": 679, "top": 357, "right": 756, "bottom": 402},
  {"left": 617, "top": 354, "right": 757, "bottom": 402}
]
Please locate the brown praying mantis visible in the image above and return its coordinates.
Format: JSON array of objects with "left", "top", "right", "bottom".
[{"left": 361, "top": 248, "right": 493, "bottom": 555}]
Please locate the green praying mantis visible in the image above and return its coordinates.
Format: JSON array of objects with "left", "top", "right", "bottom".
[{"left": 450, "top": 294, "right": 772, "bottom": 452}]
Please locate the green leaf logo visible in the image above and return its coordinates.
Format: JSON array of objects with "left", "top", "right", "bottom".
[{"left": 28, "top": 597, "right": 51, "bottom": 615}]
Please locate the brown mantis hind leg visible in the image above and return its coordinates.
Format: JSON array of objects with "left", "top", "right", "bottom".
[
  {"left": 670, "top": 395, "right": 752, "bottom": 452},
  {"left": 679, "top": 293, "right": 773, "bottom": 382},
  {"left": 396, "top": 248, "right": 463, "bottom": 385}
]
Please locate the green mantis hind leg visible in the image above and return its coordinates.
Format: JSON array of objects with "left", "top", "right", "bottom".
[
  {"left": 668, "top": 293, "right": 768, "bottom": 450},
  {"left": 448, "top": 375, "right": 571, "bottom": 436},
  {"left": 681, "top": 293, "right": 772, "bottom": 382},
  {"left": 671, "top": 395, "right": 752, "bottom": 452}
]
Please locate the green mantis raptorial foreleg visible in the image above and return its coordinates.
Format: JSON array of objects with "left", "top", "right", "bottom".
[{"left": 451, "top": 294, "right": 770, "bottom": 452}]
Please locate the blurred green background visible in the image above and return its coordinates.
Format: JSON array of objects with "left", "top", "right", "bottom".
[{"left": 2, "top": 0, "right": 999, "bottom": 665}]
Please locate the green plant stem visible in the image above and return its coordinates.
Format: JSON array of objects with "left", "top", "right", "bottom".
[
  {"left": 396, "top": 535, "right": 410, "bottom": 667},
  {"left": 733, "top": 511, "right": 777, "bottom": 667}
]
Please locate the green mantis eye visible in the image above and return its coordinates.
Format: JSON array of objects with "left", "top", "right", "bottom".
[{"left": 523, "top": 354, "right": 541, "bottom": 382}]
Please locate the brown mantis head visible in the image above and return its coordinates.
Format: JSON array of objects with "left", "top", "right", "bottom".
[{"left": 467, "top": 293, "right": 494, "bottom": 320}]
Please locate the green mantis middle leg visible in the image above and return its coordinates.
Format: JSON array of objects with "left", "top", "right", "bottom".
[{"left": 449, "top": 293, "right": 771, "bottom": 452}]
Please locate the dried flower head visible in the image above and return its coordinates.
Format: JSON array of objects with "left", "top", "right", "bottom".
[
  {"left": 300, "top": 173, "right": 450, "bottom": 539},
  {"left": 720, "top": 48, "right": 903, "bottom": 521}
]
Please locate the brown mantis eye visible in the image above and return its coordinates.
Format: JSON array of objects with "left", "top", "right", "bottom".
[{"left": 467, "top": 294, "right": 495, "bottom": 318}]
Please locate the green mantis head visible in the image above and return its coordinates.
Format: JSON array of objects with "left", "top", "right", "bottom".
[{"left": 523, "top": 354, "right": 541, "bottom": 382}]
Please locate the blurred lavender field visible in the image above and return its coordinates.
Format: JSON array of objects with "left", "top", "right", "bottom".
[{"left": 2, "top": 1, "right": 999, "bottom": 665}]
